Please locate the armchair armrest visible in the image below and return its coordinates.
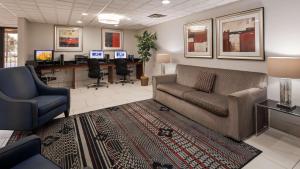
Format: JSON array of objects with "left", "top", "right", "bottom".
[
  {"left": 0, "top": 135, "right": 41, "bottom": 169},
  {"left": 0, "top": 91, "right": 38, "bottom": 130},
  {"left": 27, "top": 66, "right": 70, "bottom": 96},
  {"left": 27, "top": 66, "right": 70, "bottom": 113},
  {"left": 152, "top": 74, "right": 177, "bottom": 98},
  {"left": 228, "top": 88, "right": 267, "bottom": 140}
]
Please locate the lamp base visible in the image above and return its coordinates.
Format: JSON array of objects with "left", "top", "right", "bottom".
[{"left": 276, "top": 103, "right": 296, "bottom": 110}]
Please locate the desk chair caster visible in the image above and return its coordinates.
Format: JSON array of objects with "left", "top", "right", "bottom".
[
  {"left": 115, "top": 78, "right": 135, "bottom": 86},
  {"left": 87, "top": 81, "right": 109, "bottom": 90}
]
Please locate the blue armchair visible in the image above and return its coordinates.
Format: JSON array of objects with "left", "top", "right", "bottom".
[
  {"left": 0, "top": 135, "right": 61, "bottom": 169},
  {"left": 0, "top": 66, "right": 70, "bottom": 130}
]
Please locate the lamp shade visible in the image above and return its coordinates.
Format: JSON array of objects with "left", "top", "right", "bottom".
[
  {"left": 268, "top": 57, "right": 300, "bottom": 79},
  {"left": 156, "top": 54, "right": 170, "bottom": 64}
]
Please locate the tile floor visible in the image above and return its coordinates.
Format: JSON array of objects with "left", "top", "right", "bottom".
[{"left": 0, "top": 83, "right": 299, "bottom": 169}]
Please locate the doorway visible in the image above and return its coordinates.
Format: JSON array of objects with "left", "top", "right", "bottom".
[{"left": 0, "top": 27, "right": 18, "bottom": 68}]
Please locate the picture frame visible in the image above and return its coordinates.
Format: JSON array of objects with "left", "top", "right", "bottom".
[
  {"left": 184, "top": 18, "right": 213, "bottom": 58},
  {"left": 54, "top": 26, "right": 83, "bottom": 52},
  {"left": 102, "top": 29, "right": 123, "bottom": 50},
  {"left": 216, "top": 8, "right": 264, "bottom": 60}
]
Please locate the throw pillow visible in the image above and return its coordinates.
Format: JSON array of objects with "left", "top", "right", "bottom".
[{"left": 195, "top": 71, "right": 216, "bottom": 93}]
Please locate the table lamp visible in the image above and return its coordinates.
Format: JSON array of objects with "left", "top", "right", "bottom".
[
  {"left": 156, "top": 54, "right": 171, "bottom": 75},
  {"left": 268, "top": 57, "right": 300, "bottom": 110}
]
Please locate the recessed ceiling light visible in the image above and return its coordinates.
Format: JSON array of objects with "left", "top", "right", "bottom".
[
  {"left": 97, "top": 13, "right": 124, "bottom": 25},
  {"left": 81, "top": 13, "right": 88, "bottom": 16},
  {"left": 114, "top": 24, "right": 119, "bottom": 27},
  {"left": 162, "top": 0, "right": 170, "bottom": 5},
  {"left": 76, "top": 20, "right": 82, "bottom": 24}
]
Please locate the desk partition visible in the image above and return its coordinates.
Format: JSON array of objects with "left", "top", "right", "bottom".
[{"left": 33, "top": 61, "right": 143, "bottom": 89}]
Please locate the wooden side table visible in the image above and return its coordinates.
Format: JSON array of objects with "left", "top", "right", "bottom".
[{"left": 255, "top": 99, "right": 300, "bottom": 135}]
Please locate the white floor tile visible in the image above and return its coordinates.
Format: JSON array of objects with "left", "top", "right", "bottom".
[
  {"left": 245, "top": 128, "right": 300, "bottom": 169},
  {"left": 242, "top": 154, "right": 286, "bottom": 169}
]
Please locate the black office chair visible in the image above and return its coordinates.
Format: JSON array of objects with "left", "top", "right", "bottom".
[
  {"left": 115, "top": 59, "right": 134, "bottom": 85},
  {"left": 87, "top": 59, "right": 108, "bottom": 89}
]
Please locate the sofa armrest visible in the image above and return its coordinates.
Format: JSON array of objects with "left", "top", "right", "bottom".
[
  {"left": 27, "top": 66, "right": 70, "bottom": 112},
  {"left": 152, "top": 74, "right": 177, "bottom": 98},
  {"left": 0, "top": 91, "right": 38, "bottom": 130},
  {"left": 228, "top": 88, "right": 267, "bottom": 140},
  {"left": 0, "top": 135, "right": 41, "bottom": 169}
]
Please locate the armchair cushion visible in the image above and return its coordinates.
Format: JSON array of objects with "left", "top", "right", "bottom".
[
  {"left": 0, "top": 67, "right": 38, "bottom": 99},
  {"left": 33, "top": 95, "right": 68, "bottom": 116},
  {"left": 11, "top": 154, "right": 61, "bottom": 169},
  {"left": 0, "top": 135, "right": 41, "bottom": 169},
  {"left": 157, "top": 83, "right": 196, "bottom": 98},
  {"left": 183, "top": 91, "right": 229, "bottom": 117}
]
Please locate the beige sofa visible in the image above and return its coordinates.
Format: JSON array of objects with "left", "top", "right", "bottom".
[{"left": 152, "top": 64, "right": 268, "bottom": 141}]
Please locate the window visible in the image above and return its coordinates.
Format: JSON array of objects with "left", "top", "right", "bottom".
[{"left": 4, "top": 28, "right": 18, "bottom": 68}]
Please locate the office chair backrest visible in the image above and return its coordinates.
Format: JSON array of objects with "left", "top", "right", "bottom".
[
  {"left": 115, "top": 59, "right": 128, "bottom": 75},
  {"left": 88, "top": 59, "right": 101, "bottom": 78},
  {"left": 0, "top": 67, "right": 38, "bottom": 99}
]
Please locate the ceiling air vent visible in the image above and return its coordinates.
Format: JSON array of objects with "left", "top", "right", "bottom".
[{"left": 148, "top": 14, "right": 167, "bottom": 18}]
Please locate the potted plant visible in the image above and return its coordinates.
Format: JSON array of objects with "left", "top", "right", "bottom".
[{"left": 135, "top": 31, "right": 157, "bottom": 86}]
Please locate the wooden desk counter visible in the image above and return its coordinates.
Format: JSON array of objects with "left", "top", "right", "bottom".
[{"left": 35, "top": 61, "right": 143, "bottom": 89}]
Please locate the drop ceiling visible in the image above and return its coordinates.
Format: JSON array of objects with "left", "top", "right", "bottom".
[{"left": 0, "top": 0, "right": 239, "bottom": 30}]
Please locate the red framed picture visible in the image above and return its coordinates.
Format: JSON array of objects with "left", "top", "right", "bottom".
[
  {"left": 102, "top": 29, "right": 123, "bottom": 50},
  {"left": 216, "top": 8, "right": 264, "bottom": 60}
]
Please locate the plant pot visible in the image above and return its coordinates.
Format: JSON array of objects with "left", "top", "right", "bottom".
[{"left": 140, "top": 76, "right": 149, "bottom": 86}]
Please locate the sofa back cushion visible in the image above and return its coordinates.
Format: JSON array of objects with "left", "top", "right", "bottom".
[
  {"left": 0, "top": 66, "right": 38, "bottom": 99},
  {"left": 176, "top": 64, "right": 267, "bottom": 95},
  {"left": 194, "top": 71, "right": 216, "bottom": 93}
]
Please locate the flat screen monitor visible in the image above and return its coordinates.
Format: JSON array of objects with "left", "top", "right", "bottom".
[
  {"left": 114, "top": 51, "right": 127, "bottom": 59},
  {"left": 90, "top": 50, "right": 104, "bottom": 59},
  {"left": 34, "top": 50, "right": 54, "bottom": 62}
]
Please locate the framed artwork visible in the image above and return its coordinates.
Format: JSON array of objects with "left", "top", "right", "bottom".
[
  {"left": 184, "top": 19, "right": 213, "bottom": 58},
  {"left": 216, "top": 8, "right": 264, "bottom": 60},
  {"left": 54, "top": 26, "right": 83, "bottom": 52},
  {"left": 102, "top": 29, "right": 123, "bottom": 50}
]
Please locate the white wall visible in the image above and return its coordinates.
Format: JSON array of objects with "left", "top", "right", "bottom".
[
  {"left": 19, "top": 21, "right": 138, "bottom": 62},
  {"left": 145, "top": 0, "right": 300, "bottom": 105}
]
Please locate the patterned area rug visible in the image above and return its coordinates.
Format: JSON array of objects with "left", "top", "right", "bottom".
[{"left": 9, "top": 99, "right": 261, "bottom": 169}]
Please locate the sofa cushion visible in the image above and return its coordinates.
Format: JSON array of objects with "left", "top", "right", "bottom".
[
  {"left": 12, "top": 154, "right": 61, "bottom": 169},
  {"left": 195, "top": 71, "right": 216, "bottom": 93},
  {"left": 157, "top": 83, "right": 196, "bottom": 98},
  {"left": 176, "top": 64, "right": 268, "bottom": 95},
  {"left": 33, "top": 95, "right": 67, "bottom": 116},
  {"left": 183, "top": 91, "right": 228, "bottom": 117}
]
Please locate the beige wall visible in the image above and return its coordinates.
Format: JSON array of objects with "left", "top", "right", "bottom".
[
  {"left": 18, "top": 21, "right": 138, "bottom": 62},
  {"left": 17, "top": 18, "right": 29, "bottom": 66}
]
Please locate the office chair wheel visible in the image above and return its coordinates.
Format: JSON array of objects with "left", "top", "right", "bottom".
[
  {"left": 95, "top": 88, "right": 98, "bottom": 90},
  {"left": 106, "top": 85, "right": 109, "bottom": 88},
  {"left": 122, "top": 83, "right": 125, "bottom": 86},
  {"left": 131, "top": 81, "right": 134, "bottom": 84}
]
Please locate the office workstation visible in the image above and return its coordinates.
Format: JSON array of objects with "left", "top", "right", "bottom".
[{"left": 27, "top": 50, "right": 143, "bottom": 89}]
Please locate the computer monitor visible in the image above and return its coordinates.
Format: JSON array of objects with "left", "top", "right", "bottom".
[
  {"left": 34, "top": 50, "right": 54, "bottom": 62},
  {"left": 89, "top": 50, "right": 104, "bottom": 59},
  {"left": 114, "top": 51, "right": 127, "bottom": 59}
]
